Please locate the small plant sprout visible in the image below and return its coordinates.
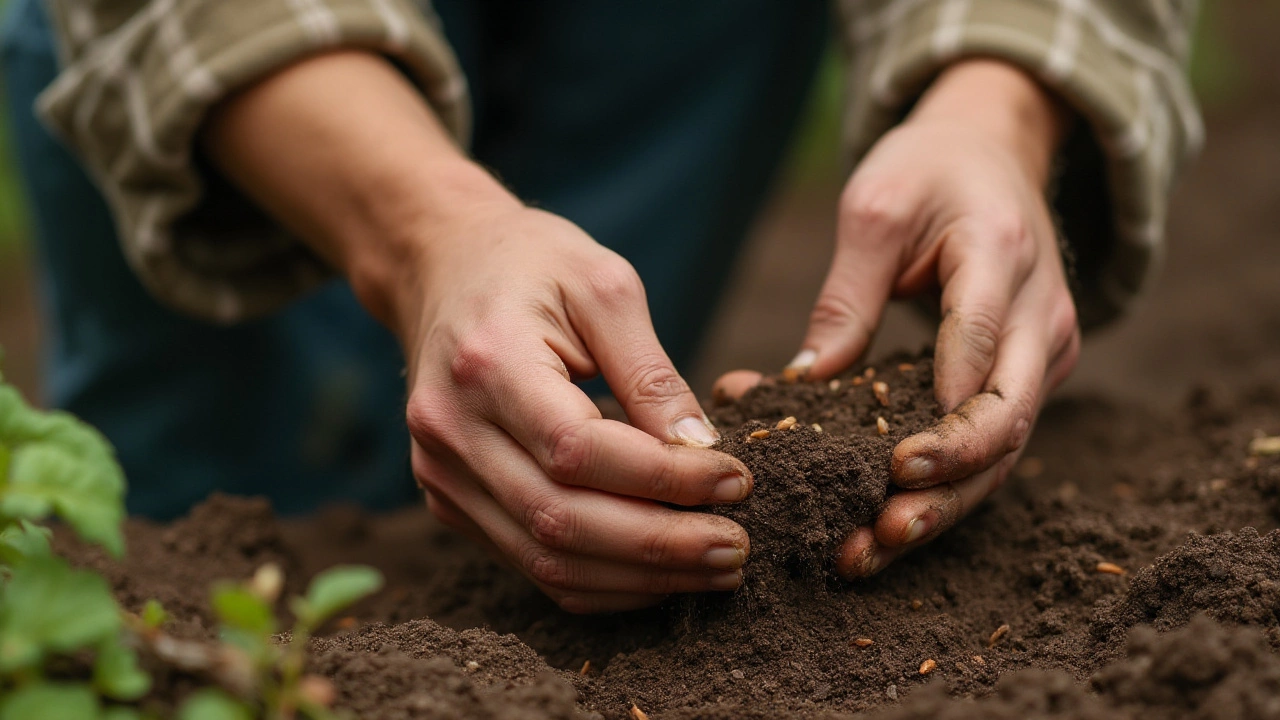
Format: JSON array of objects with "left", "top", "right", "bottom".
[{"left": 196, "top": 563, "right": 384, "bottom": 719}]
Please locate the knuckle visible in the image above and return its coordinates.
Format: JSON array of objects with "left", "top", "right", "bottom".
[
  {"left": 406, "top": 396, "right": 453, "bottom": 450},
  {"left": 641, "top": 448, "right": 684, "bottom": 502},
  {"left": 522, "top": 545, "right": 575, "bottom": 589},
  {"left": 450, "top": 332, "right": 504, "bottom": 388},
  {"left": 583, "top": 256, "right": 645, "bottom": 306},
  {"left": 526, "top": 497, "right": 579, "bottom": 550},
  {"left": 625, "top": 360, "right": 690, "bottom": 407},
  {"left": 638, "top": 524, "right": 679, "bottom": 566},
  {"left": 1051, "top": 296, "right": 1080, "bottom": 344},
  {"left": 546, "top": 421, "right": 593, "bottom": 485},
  {"left": 808, "top": 292, "right": 868, "bottom": 335},
  {"left": 948, "top": 306, "right": 1002, "bottom": 372},
  {"left": 841, "top": 181, "right": 911, "bottom": 235}
]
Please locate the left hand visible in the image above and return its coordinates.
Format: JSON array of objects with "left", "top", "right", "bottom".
[{"left": 715, "top": 59, "right": 1082, "bottom": 579}]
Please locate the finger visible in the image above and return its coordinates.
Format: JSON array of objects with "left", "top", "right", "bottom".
[
  {"left": 549, "top": 591, "right": 670, "bottom": 615},
  {"left": 482, "top": 360, "right": 753, "bottom": 506},
  {"left": 834, "top": 526, "right": 903, "bottom": 580},
  {"left": 712, "top": 370, "right": 763, "bottom": 406},
  {"left": 932, "top": 234, "right": 1030, "bottom": 410},
  {"left": 874, "top": 453, "right": 1019, "bottom": 548},
  {"left": 789, "top": 183, "right": 913, "bottom": 380},
  {"left": 428, "top": 459, "right": 746, "bottom": 593},
  {"left": 892, "top": 316, "right": 1047, "bottom": 488},
  {"left": 443, "top": 424, "right": 751, "bottom": 570},
  {"left": 565, "top": 258, "right": 718, "bottom": 446}
]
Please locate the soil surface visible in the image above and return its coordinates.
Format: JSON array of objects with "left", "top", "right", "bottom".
[{"left": 57, "top": 349, "right": 1280, "bottom": 718}]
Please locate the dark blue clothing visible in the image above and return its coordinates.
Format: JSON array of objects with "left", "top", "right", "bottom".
[{"left": 1, "top": 0, "right": 827, "bottom": 518}]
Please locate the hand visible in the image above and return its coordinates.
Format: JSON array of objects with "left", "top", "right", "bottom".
[
  {"left": 203, "top": 51, "right": 751, "bottom": 613},
  {"left": 717, "top": 60, "right": 1081, "bottom": 578},
  {"left": 402, "top": 203, "right": 754, "bottom": 613}
]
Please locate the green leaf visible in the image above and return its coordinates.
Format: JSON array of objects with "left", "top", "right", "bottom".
[
  {"left": 212, "top": 583, "right": 276, "bottom": 636},
  {"left": 177, "top": 689, "right": 253, "bottom": 720},
  {"left": 101, "top": 708, "right": 144, "bottom": 720},
  {"left": 0, "top": 555, "right": 121, "bottom": 673},
  {"left": 94, "top": 637, "right": 151, "bottom": 700},
  {"left": 141, "top": 598, "right": 168, "bottom": 629},
  {"left": 0, "top": 682, "right": 99, "bottom": 720},
  {"left": 298, "top": 565, "right": 383, "bottom": 628},
  {"left": 0, "top": 520, "right": 51, "bottom": 565},
  {"left": 0, "top": 384, "right": 127, "bottom": 557}
]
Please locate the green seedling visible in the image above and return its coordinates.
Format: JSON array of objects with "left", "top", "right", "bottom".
[
  {"left": 0, "top": 368, "right": 148, "bottom": 719},
  {"left": 182, "top": 563, "right": 383, "bottom": 720}
]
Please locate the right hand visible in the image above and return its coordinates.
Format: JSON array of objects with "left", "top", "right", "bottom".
[{"left": 401, "top": 203, "right": 753, "bottom": 613}]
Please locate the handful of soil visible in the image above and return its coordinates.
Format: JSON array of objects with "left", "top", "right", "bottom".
[{"left": 704, "top": 352, "right": 941, "bottom": 578}]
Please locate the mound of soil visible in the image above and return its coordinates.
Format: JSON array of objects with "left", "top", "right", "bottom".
[
  {"left": 706, "top": 354, "right": 938, "bottom": 577},
  {"left": 52, "top": 346, "right": 1280, "bottom": 719}
]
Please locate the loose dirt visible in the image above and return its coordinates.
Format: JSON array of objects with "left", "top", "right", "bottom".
[{"left": 55, "top": 349, "right": 1280, "bottom": 719}]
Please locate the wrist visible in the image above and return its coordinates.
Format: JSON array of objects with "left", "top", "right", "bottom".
[{"left": 907, "top": 59, "right": 1072, "bottom": 186}]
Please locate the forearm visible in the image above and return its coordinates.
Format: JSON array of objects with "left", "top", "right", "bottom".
[
  {"left": 202, "top": 50, "right": 517, "bottom": 336},
  {"left": 908, "top": 59, "right": 1073, "bottom": 188}
]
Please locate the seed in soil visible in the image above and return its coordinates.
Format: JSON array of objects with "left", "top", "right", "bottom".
[
  {"left": 776, "top": 416, "right": 798, "bottom": 430},
  {"left": 873, "top": 381, "right": 890, "bottom": 406},
  {"left": 1096, "top": 562, "right": 1127, "bottom": 575},
  {"left": 852, "top": 376, "right": 866, "bottom": 386},
  {"left": 877, "top": 417, "right": 890, "bottom": 436},
  {"left": 864, "top": 367, "right": 876, "bottom": 379},
  {"left": 854, "top": 638, "right": 874, "bottom": 647},
  {"left": 1250, "top": 436, "right": 1280, "bottom": 456},
  {"left": 731, "top": 669, "right": 745, "bottom": 680},
  {"left": 630, "top": 704, "right": 650, "bottom": 720},
  {"left": 464, "top": 660, "right": 480, "bottom": 672},
  {"left": 580, "top": 660, "right": 591, "bottom": 676},
  {"left": 811, "top": 423, "right": 823, "bottom": 433},
  {"left": 987, "top": 624, "right": 1010, "bottom": 648},
  {"left": 898, "top": 363, "right": 915, "bottom": 372},
  {"left": 919, "top": 659, "right": 937, "bottom": 675},
  {"left": 829, "top": 379, "right": 842, "bottom": 391},
  {"left": 781, "top": 367, "right": 804, "bottom": 384},
  {"left": 910, "top": 599, "right": 923, "bottom": 610},
  {"left": 749, "top": 429, "right": 770, "bottom": 439}
]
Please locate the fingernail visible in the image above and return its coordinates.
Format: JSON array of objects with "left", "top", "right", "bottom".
[
  {"left": 860, "top": 547, "right": 883, "bottom": 577},
  {"left": 710, "top": 570, "right": 743, "bottom": 591},
  {"left": 902, "top": 511, "right": 937, "bottom": 544},
  {"left": 900, "top": 456, "right": 936, "bottom": 484},
  {"left": 712, "top": 474, "right": 749, "bottom": 503},
  {"left": 786, "top": 349, "right": 817, "bottom": 373},
  {"left": 672, "top": 415, "right": 718, "bottom": 447},
  {"left": 703, "top": 546, "right": 746, "bottom": 571}
]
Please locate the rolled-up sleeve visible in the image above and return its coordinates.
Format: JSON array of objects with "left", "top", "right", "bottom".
[
  {"left": 36, "top": 0, "right": 470, "bottom": 322},
  {"left": 837, "top": 0, "right": 1203, "bottom": 329}
]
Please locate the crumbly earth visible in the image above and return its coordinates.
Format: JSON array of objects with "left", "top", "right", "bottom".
[{"left": 54, "top": 349, "right": 1280, "bottom": 719}]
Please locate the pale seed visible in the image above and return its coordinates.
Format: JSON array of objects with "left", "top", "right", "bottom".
[
  {"left": 1096, "top": 562, "right": 1126, "bottom": 575},
  {"left": 898, "top": 363, "right": 915, "bottom": 372},
  {"left": 580, "top": 660, "right": 591, "bottom": 676},
  {"left": 919, "top": 659, "right": 937, "bottom": 675},
  {"left": 781, "top": 366, "right": 804, "bottom": 384},
  {"left": 811, "top": 424, "right": 824, "bottom": 433},
  {"left": 877, "top": 417, "right": 890, "bottom": 436},
  {"left": 852, "top": 376, "right": 866, "bottom": 387},
  {"left": 465, "top": 661, "right": 480, "bottom": 672},
  {"left": 987, "top": 624, "right": 1010, "bottom": 648},
  {"left": 1250, "top": 436, "right": 1280, "bottom": 456},
  {"left": 750, "top": 429, "right": 771, "bottom": 439},
  {"left": 829, "top": 379, "right": 842, "bottom": 392},
  {"left": 910, "top": 599, "right": 923, "bottom": 610},
  {"left": 873, "top": 381, "right": 890, "bottom": 407},
  {"left": 731, "top": 669, "right": 745, "bottom": 680},
  {"left": 864, "top": 367, "right": 876, "bottom": 379},
  {"left": 854, "top": 638, "right": 874, "bottom": 647},
  {"left": 776, "top": 416, "right": 797, "bottom": 431},
  {"left": 630, "top": 704, "right": 650, "bottom": 720}
]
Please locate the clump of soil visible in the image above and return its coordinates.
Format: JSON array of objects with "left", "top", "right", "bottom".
[
  {"left": 1092, "top": 528, "right": 1280, "bottom": 645},
  {"left": 53, "top": 355, "right": 1280, "bottom": 719},
  {"left": 706, "top": 354, "right": 939, "bottom": 578}
]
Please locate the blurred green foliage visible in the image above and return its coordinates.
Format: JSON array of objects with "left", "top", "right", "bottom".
[{"left": 0, "top": 0, "right": 1265, "bottom": 254}]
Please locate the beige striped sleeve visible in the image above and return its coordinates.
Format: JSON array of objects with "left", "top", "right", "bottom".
[
  {"left": 36, "top": 0, "right": 470, "bottom": 323},
  {"left": 838, "top": 0, "right": 1203, "bottom": 329}
]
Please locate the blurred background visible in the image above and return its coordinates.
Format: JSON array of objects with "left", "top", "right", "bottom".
[{"left": 1, "top": 1, "right": 1277, "bottom": 410}]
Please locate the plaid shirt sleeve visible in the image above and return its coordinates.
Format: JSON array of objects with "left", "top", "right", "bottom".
[
  {"left": 36, "top": 0, "right": 470, "bottom": 323},
  {"left": 838, "top": 0, "right": 1203, "bottom": 329}
]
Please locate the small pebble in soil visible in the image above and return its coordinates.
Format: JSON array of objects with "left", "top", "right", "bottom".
[
  {"left": 731, "top": 669, "right": 745, "bottom": 680},
  {"left": 886, "top": 684, "right": 898, "bottom": 700}
]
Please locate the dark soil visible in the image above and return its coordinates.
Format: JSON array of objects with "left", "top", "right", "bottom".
[{"left": 55, "top": 349, "right": 1280, "bottom": 719}]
